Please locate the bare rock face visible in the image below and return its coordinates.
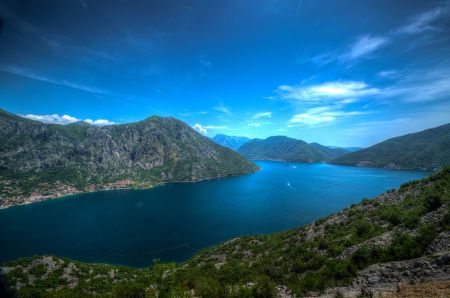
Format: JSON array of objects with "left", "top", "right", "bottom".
[{"left": 0, "top": 109, "right": 258, "bottom": 207}]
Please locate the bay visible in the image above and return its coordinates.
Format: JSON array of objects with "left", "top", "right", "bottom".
[{"left": 0, "top": 161, "right": 430, "bottom": 267}]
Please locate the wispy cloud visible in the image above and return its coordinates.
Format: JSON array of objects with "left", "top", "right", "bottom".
[
  {"left": 343, "top": 35, "right": 389, "bottom": 60},
  {"left": 252, "top": 112, "right": 272, "bottom": 119},
  {"left": 310, "top": 3, "right": 449, "bottom": 66},
  {"left": 0, "top": 65, "right": 113, "bottom": 95},
  {"left": 276, "top": 81, "right": 378, "bottom": 102},
  {"left": 341, "top": 102, "right": 450, "bottom": 145},
  {"left": 213, "top": 103, "right": 232, "bottom": 114},
  {"left": 192, "top": 123, "right": 228, "bottom": 135},
  {"left": 377, "top": 70, "right": 398, "bottom": 78},
  {"left": 23, "top": 114, "right": 114, "bottom": 126},
  {"left": 248, "top": 122, "right": 263, "bottom": 127},
  {"left": 396, "top": 6, "right": 448, "bottom": 35},
  {"left": 380, "top": 67, "right": 450, "bottom": 102},
  {"left": 288, "top": 106, "right": 366, "bottom": 126}
]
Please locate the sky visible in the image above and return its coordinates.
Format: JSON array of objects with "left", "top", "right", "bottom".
[{"left": 0, "top": 0, "right": 450, "bottom": 147}]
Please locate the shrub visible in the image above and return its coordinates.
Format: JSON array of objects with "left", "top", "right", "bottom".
[
  {"left": 424, "top": 193, "right": 442, "bottom": 212},
  {"left": 388, "top": 232, "right": 424, "bottom": 261},
  {"left": 441, "top": 211, "right": 450, "bottom": 231},
  {"left": 194, "top": 277, "right": 226, "bottom": 298},
  {"left": 112, "top": 282, "right": 146, "bottom": 298},
  {"left": 252, "top": 275, "right": 277, "bottom": 298}
]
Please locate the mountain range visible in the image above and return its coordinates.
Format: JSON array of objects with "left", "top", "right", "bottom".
[
  {"left": 0, "top": 109, "right": 258, "bottom": 208},
  {"left": 237, "top": 136, "right": 349, "bottom": 162},
  {"left": 332, "top": 123, "right": 450, "bottom": 171},
  {"left": 211, "top": 134, "right": 250, "bottom": 150}
]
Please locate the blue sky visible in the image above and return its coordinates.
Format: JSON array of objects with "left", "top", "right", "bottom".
[{"left": 0, "top": 0, "right": 449, "bottom": 147}]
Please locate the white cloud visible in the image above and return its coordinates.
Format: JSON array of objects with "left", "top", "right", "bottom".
[
  {"left": 288, "top": 106, "right": 366, "bottom": 126},
  {"left": 252, "top": 112, "right": 272, "bottom": 119},
  {"left": 396, "top": 6, "right": 447, "bottom": 35},
  {"left": 23, "top": 114, "right": 114, "bottom": 126},
  {"left": 277, "top": 81, "right": 378, "bottom": 102},
  {"left": 203, "top": 125, "right": 228, "bottom": 129},
  {"left": 192, "top": 123, "right": 207, "bottom": 135},
  {"left": 343, "top": 35, "right": 389, "bottom": 60},
  {"left": 84, "top": 119, "right": 115, "bottom": 125},
  {"left": 213, "top": 103, "right": 232, "bottom": 114},
  {"left": 192, "top": 123, "right": 227, "bottom": 135}
]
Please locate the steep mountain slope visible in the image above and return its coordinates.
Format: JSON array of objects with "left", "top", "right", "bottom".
[
  {"left": 237, "top": 136, "right": 348, "bottom": 162},
  {"left": 332, "top": 123, "right": 450, "bottom": 171},
  {"left": 0, "top": 109, "right": 258, "bottom": 207},
  {"left": 211, "top": 134, "right": 250, "bottom": 150},
  {"left": 2, "top": 168, "right": 449, "bottom": 297}
]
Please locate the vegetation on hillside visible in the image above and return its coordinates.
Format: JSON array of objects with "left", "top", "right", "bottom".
[
  {"left": 237, "top": 136, "right": 348, "bottom": 162},
  {"left": 332, "top": 123, "right": 450, "bottom": 171},
  {"left": 0, "top": 109, "right": 258, "bottom": 207}
]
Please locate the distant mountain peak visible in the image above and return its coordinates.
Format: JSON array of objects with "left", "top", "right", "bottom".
[
  {"left": 237, "top": 135, "right": 347, "bottom": 162},
  {"left": 212, "top": 134, "right": 251, "bottom": 151}
]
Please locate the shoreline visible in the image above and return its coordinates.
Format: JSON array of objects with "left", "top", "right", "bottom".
[{"left": 0, "top": 168, "right": 261, "bottom": 210}]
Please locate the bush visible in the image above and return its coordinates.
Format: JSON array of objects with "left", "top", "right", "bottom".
[
  {"left": 388, "top": 233, "right": 421, "bottom": 260},
  {"left": 252, "top": 275, "right": 277, "bottom": 298},
  {"left": 194, "top": 277, "right": 226, "bottom": 298},
  {"left": 424, "top": 193, "right": 442, "bottom": 212},
  {"left": 112, "top": 282, "right": 146, "bottom": 298}
]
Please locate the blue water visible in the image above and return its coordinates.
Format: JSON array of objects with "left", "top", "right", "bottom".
[{"left": 0, "top": 161, "right": 429, "bottom": 267}]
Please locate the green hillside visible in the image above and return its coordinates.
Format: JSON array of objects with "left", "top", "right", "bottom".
[
  {"left": 332, "top": 123, "right": 450, "bottom": 171},
  {"left": 237, "top": 136, "right": 348, "bottom": 162},
  {"left": 0, "top": 109, "right": 258, "bottom": 208}
]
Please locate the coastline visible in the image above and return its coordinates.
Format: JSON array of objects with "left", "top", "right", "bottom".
[{"left": 0, "top": 167, "right": 261, "bottom": 210}]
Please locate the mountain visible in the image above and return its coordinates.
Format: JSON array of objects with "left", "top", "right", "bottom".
[
  {"left": 344, "top": 147, "right": 364, "bottom": 152},
  {"left": 332, "top": 123, "right": 450, "bottom": 171},
  {"left": 237, "top": 136, "right": 348, "bottom": 162},
  {"left": 3, "top": 167, "right": 449, "bottom": 297},
  {"left": 211, "top": 134, "right": 251, "bottom": 150},
  {"left": 328, "top": 146, "right": 364, "bottom": 152},
  {"left": 0, "top": 109, "right": 258, "bottom": 208}
]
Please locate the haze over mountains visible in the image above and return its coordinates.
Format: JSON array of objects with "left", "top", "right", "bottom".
[
  {"left": 211, "top": 134, "right": 250, "bottom": 150},
  {"left": 0, "top": 109, "right": 258, "bottom": 207}
]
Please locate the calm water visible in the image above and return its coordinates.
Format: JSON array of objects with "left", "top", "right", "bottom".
[{"left": 0, "top": 161, "right": 429, "bottom": 267}]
